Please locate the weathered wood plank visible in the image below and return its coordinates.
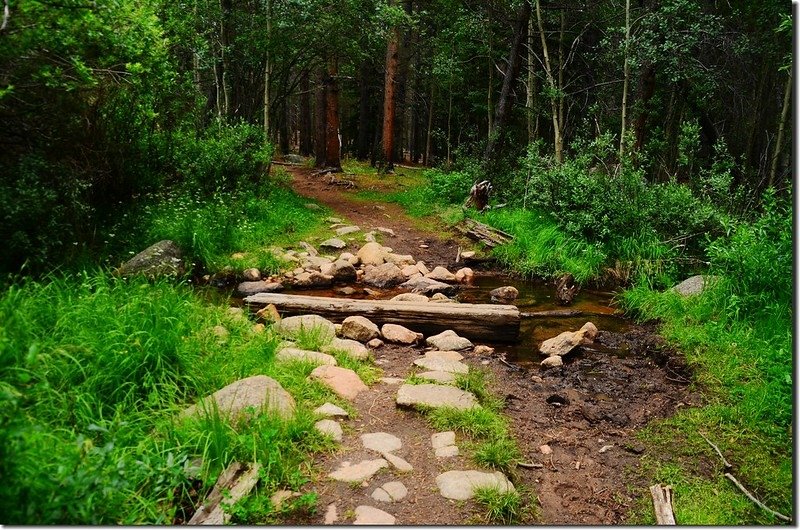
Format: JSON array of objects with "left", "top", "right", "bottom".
[
  {"left": 243, "top": 293, "right": 520, "bottom": 342},
  {"left": 188, "top": 462, "right": 261, "bottom": 525}
]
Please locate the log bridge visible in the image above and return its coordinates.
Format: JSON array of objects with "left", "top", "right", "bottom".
[{"left": 243, "top": 293, "right": 521, "bottom": 342}]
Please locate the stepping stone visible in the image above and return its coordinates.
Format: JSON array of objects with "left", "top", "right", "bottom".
[
  {"left": 341, "top": 316, "right": 380, "bottom": 342},
  {"left": 183, "top": 375, "right": 295, "bottom": 420},
  {"left": 425, "top": 350, "right": 464, "bottom": 362},
  {"left": 416, "top": 371, "right": 456, "bottom": 384},
  {"left": 277, "top": 347, "right": 337, "bottom": 366},
  {"left": 361, "top": 432, "right": 402, "bottom": 453},
  {"left": 435, "top": 470, "right": 515, "bottom": 501},
  {"left": 380, "top": 377, "right": 404, "bottom": 385},
  {"left": 321, "top": 338, "right": 370, "bottom": 361},
  {"left": 426, "top": 330, "right": 473, "bottom": 351},
  {"left": 315, "top": 419, "right": 343, "bottom": 442},
  {"left": 328, "top": 459, "right": 388, "bottom": 483},
  {"left": 314, "top": 402, "right": 349, "bottom": 418},
  {"left": 323, "top": 503, "right": 338, "bottom": 524},
  {"left": 271, "top": 489, "right": 300, "bottom": 509},
  {"left": 368, "top": 338, "right": 385, "bottom": 348},
  {"left": 336, "top": 225, "right": 360, "bottom": 236},
  {"left": 382, "top": 452, "right": 413, "bottom": 472},
  {"left": 381, "top": 323, "right": 422, "bottom": 344},
  {"left": 275, "top": 315, "right": 336, "bottom": 342},
  {"left": 396, "top": 384, "right": 477, "bottom": 410},
  {"left": 353, "top": 505, "right": 396, "bottom": 525},
  {"left": 320, "top": 238, "right": 347, "bottom": 250},
  {"left": 399, "top": 277, "right": 457, "bottom": 296},
  {"left": 412, "top": 357, "right": 468, "bottom": 374},
  {"left": 376, "top": 227, "right": 395, "bottom": 236},
  {"left": 371, "top": 481, "right": 408, "bottom": 503},
  {"left": 390, "top": 293, "right": 429, "bottom": 303},
  {"left": 426, "top": 266, "right": 457, "bottom": 282},
  {"left": 311, "top": 366, "right": 368, "bottom": 401},
  {"left": 435, "top": 445, "right": 459, "bottom": 458},
  {"left": 431, "top": 431, "right": 456, "bottom": 449}
]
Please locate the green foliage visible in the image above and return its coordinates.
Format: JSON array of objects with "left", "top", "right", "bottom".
[
  {"left": 427, "top": 406, "right": 508, "bottom": 440},
  {"left": 473, "top": 486, "right": 523, "bottom": 524},
  {"left": 472, "top": 438, "right": 521, "bottom": 474}
]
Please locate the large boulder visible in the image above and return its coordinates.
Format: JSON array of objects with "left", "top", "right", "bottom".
[
  {"left": 236, "top": 280, "right": 284, "bottom": 297},
  {"left": 340, "top": 316, "right": 380, "bottom": 342},
  {"left": 320, "top": 259, "right": 358, "bottom": 283},
  {"left": 426, "top": 330, "right": 473, "bottom": 351},
  {"left": 118, "top": 240, "right": 184, "bottom": 278},
  {"left": 362, "top": 263, "right": 406, "bottom": 288},
  {"left": 183, "top": 375, "right": 295, "bottom": 420},
  {"left": 399, "top": 277, "right": 458, "bottom": 296},
  {"left": 357, "top": 242, "right": 387, "bottom": 267},
  {"left": 671, "top": 275, "right": 719, "bottom": 297},
  {"left": 275, "top": 315, "right": 336, "bottom": 342},
  {"left": 293, "top": 271, "right": 334, "bottom": 288},
  {"left": 538, "top": 321, "right": 597, "bottom": 357}
]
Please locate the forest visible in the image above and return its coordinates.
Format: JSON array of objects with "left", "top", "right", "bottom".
[{"left": 0, "top": 0, "right": 793, "bottom": 525}]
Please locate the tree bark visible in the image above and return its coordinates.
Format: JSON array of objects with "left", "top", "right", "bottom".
[
  {"left": 314, "top": 66, "right": 327, "bottom": 167},
  {"left": 382, "top": 2, "right": 401, "bottom": 171},
  {"left": 483, "top": 0, "right": 531, "bottom": 164},
  {"left": 219, "top": 0, "right": 233, "bottom": 118},
  {"left": 527, "top": 13, "right": 536, "bottom": 144},
  {"left": 324, "top": 56, "right": 342, "bottom": 170},
  {"left": 633, "top": 63, "right": 656, "bottom": 153},
  {"left": 425, "top": 82, "right": 435, "bottom": 166},
  {"left": 263, "top": 0, "right": 271, "bottom": 139},
  {"left": 769, "top": 64, "right": 791, "bottom": 188},
  {"left": 299, "top": 71, "right": 313, "bottom": 156},
  {"left": 535, "top": 0, "right": 563, "bottom": 163},
  {"left": 356, "top": 60, "right": 372, "bottom": 159},
  {"left": 619, "top": 0, "right": 631, "bottom": 158}
]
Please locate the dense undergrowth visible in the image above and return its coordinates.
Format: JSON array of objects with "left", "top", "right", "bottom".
[{"left": 360, "top": 145, "right": 793, "bottom": 525}]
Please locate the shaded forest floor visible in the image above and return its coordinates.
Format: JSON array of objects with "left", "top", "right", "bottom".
[{"left": 282, "top": 163, "right": 702, "bottom": 524}]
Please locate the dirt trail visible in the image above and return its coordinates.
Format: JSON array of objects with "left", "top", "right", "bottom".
[{"left": 282, "top": 164, "right": 698, "bottom": 524}]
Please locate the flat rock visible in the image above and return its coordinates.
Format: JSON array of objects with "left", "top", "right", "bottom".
[
  {"left": 426, "top": 330, "right": 473, "bottom": 351},
  {"left": 459, "top": 251, "right": 476, "bottom": 260},
  {"left": 381, "top": 323, "right": 422, "bottom": 344},
  {"left": 431, "top": 431, "right": 456, "bottom": 449},
  {"left": 372, "top": 481, "right": 408, "bottom": 503},
  {"left": 381, "top": 452, "right": 413, "bottom": 472},
  {"left": 236, "top": 280, "right": 284, "bottom": 297},
  {"left": 426, "top": 266, "right": 457, "bottom": 282},
  {"left": 435, "top": 445, "right": 459, "bottom": 458},
  {"left": 315, "top": 419, "right": 343, "bottom": 442},
  {"left": 277, "top": 347, "right": 337, "bottom": 366},
  {"left": 311, "top": 365, "right": 368, "bottom": 401},
  {"left": 335, "top": 286, "right": 357, "bottom": 296},
  {"left": 275, "top": 315, "right": 336, "bottom": 342},
  {"left": 401, "top": 264, "right": 420, "bottom": 277},
  {"left": 324, "top": 503, "right": 338, "bottom": 525},
  {"left": 183, "top": 375, "right": 295, "bottom": 420},
  {"left": 425, "top": 350, "right": 464, "bottom": 361},
  {"left": 242, "top": 267, "right": 261, "bottom": 281},
  {"left": 293, "top": 271, "right": 334, "bottom": 288},
  {"left": 320, "top": 259, "right": 357, "bottom": 283},
  {"left": 416, "top": 261, "right": 430, "bottom": 275},
  {"left": 380, "top": 377, "right": 404, "bottom": 385},
  {"left": 335, "top": 225, "right": 360, "bottom": 236},
  {"left": 473, "top": 345, "right": 495, "bottom": 356},
  {"left": 361, "top": 432, "right": 402, "bottom": 453},
  {"left": 376, "top": 227, "right": 395, "bottom": 237},
  {"left": 672, "top": 274, "right": 719, "bottom": 296},
  {"left": 539, "top": 322, "right": 597, "bottom": 357},
  {"left": 117, "top": 240, "right": 184, "bottom": 278},
  {"left": 384, "top": 253, "right": 415, "bottom": 266},
  {"left": 270, "top": 489, "right": 300, "bottom": 510},
  {"left": 396, "top": 384, "right": 477, "bottom": 410},
  {"left": 341, "top": 315, "right": 380, "bottom": 342},
  {"left": 368, "top": 338, "right": 385, "bottom": 348},
  {"left": 321, "top": 337, "right": 370, "bottom": 360},
  {"left": 417, "top": 371, "right": 456, "bottom": 384},
  {"left": 390, "top": 293, "right": 429, "bottom": 303},
  {"left": 320, "top": 238, "right": 347, "bottom": 250},
  {"left": 429, "top": 292, "right": 457, "bottom": 303},
  {"left": 435, "top": 470, "right": 515, "bottom": 501},
  {"left": 399, "top": 277, "right": 458, "bottom": 296},
  {"left": 298, "top": 241, "right": 318, "bottom": 256},
  {"left": 371, "top": 487, "right": 393, "bottom": 503},
  {"left": 363, "top": 263, "right": 406, "bottom": 288},
  {"left": 339, "top": 252, "right": 359, "bottom": 265},
  {"left": 413, "top": 357, "right": 468, "bottom": 374},
  {"left": 357, "top": 242, "right": 386, "bottom": 267},
  {"left": 328, "top": 459, "right": 388, "bottom": 483},
  {"left": 314, "top": 402, "right": 349, "bottom": 418},
  {"left": 353, "top": 505, "right": 396, "bottom": 525}
]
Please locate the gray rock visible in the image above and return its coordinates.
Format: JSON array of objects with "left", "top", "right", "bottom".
[
  {"left": 275, "top": 314, "right": 336, "bottom": 343},
  {"left": 118, "top": 240, "right": 184, "bottom": 278},
  {"left": 416, "top": 261, "right": 430, "bottom": 275},
  {"left": 357, "top": 242, "right": 387, "bottom": 266},
  {"left": 372, "top": 481, "right": 407, "bottom": 503},
  {"left": 435, "top": 470, "right": 515, "bottom": 501},
  {"left": 380, "top": 324, "right": 422, "bottom": 344},
  {"left": 426, "top": 266, "right": 457, "bottom": 282},
  {"left": 396, "top": 384, "right": 477, "bottom": 410},
  {"left": 399, "top": 277, "right": 458, "bottom": 296},
  {"left": 672, "top": 275, "right": 719, "bottom": 296},
  {"left": 341, "top": 316, "right": 380, "bottom": 342},
  {"left": 429, "top": 292, "right": 458, "bottom": 303},
  {"left": 384, "top": 253, "right": 415, "bottom": 266},
  {"left": 284, "top": 153, "right": 305, "bottom": 164},
  {"left": 353, "top": 505, "right": 396, "bottom": 525},
  {"left": 364, "top": 231, "right": 377, "bottom": 243},
  {"left": 328, "top": 459, "right": 388, "bottom": 483},
  {"left": 435, "top": 445, "right": 459, "bottom": 458},
  {"left": 473, "top": 345, "right": 495, "bottom": 356},
  {"left": 320, "top": 259, "right": 358, "bottom": 283},
  {"left": 314, "top": 402, "right": 349, "bottom": 418},
  {"left": 490, "top": 285, "right": 519, "bottom": 302},
  {"left": 431, "top": 431, "right": 456, "bottom": 449},
  {"left": 242, "top": 267, "right": 261, "bottom": 281},
  {"left": 361, "top": 432, "right": 402, "bottom": 453},
  {"left": 371, "top": 487, "right": 393, "bottom": 503},
  {"left": 540, "top": 355, "right": 563, "bottom": 368},
  {"left": 538, "top": 322, "right": 598, "bottom": 357},
  {"left": 310, "top": 365, "right": 368, "bottom": 401},
  {"left": 363, "top": 263, "right": 406, "bottom": 288},
  {"left": 236, "top": 280, "right": 285, "bottom": 297},
  {"left": 298, "top": 241, "right": 318, "bottom": 256},
  {"left": 293, "top": 271, "right": 334, "bottom": 288},
  {"left": 390, "top": 293, "right": 429, "bottom": 303},
  {"left": 417, "top": 371, "right": 457, "bottom": 384},
  {"left": 426, "top": 330, "right": 473, "bottom": 351},
  {"left": 339, "top": 252, "right": 359, "bottom": 266},
  {"left": 412, "top": 357, "right": 468, "bottom": 374},
  {"left": 183, "top": 375, "right": 295, "bottom": 420},
  {"left": 368, "top": 338, "right": 385, "bottom": 349},
  {"left": 321, "top": 337, "right": 370, "bottom": 361},
  {"left": 315, "top": 419, "right": 343, "bottom": 442},
  {"left": 335, "top": 286, "right": 357, "bottom": 295},
  {"left": 381, "top": 452, "right": 413, "bottom": 472},
  {"left": 277, "top": 347, "right": 337, "bottom": 366},
  {"left": 320, "top": 238, "right": 347, "bottom": 250},
  {"left": 271, "top": 489, "right": 300, "bottom": 510},
  {"left": 336, "top": 225, "right": 361, "bottom": 236}
]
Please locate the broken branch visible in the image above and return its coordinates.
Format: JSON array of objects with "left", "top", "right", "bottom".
[
  {"left": 724, "top": 473, "right": 791, "bottom": 523},
  {"left": 649, "top": 484, "right": 676, "bottom": 525}
]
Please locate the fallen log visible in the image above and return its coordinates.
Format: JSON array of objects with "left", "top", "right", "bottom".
[
  {"left": 243, "top": 293, "right": 520, "bottom": 342},
  {"left": 521, "top": 309, "right": 583, "bottom": 318},
  {"left": 649, "top": 484, "right": 676, "bottom": 525},
  {"left": 455, "top": 218, "right": 513, "bottom": 248},
  {"left": 188, "top": 462, "right": 261, "bottom": 525}
]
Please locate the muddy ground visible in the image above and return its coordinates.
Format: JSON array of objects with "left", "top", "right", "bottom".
[{"left": 281, "top": 164, "right": 699, "bottom": 524}]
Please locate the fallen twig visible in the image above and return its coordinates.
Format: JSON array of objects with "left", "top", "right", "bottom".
[
  {"left": 698, "top": 432, "right": 732, "bottom": 470},
  {"left": 517, "top": 461, "right": 544, "bottom": 469},
  {"left": 724, "top": 473, "right": 791, "bottom": 523}
]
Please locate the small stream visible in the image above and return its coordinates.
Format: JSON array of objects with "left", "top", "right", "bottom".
[{"left": 220, "top": 272, "right": 634, "bottom": 367}]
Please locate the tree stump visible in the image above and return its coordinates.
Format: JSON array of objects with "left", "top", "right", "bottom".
[{"left": 555, "top": 273, "right": 580, "bottom": 305}]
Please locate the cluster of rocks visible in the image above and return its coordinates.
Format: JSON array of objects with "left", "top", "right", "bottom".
[{"left": 538, "top": 321, "right": 598, "bottom": 368}]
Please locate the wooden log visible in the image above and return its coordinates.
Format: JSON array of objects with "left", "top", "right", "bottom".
[
  {"left": 188, "top": 462, "right": 261, "bottom": 525},
  {"left": 243, "top": 293, "right": 520, "bottom": 342},
  {"left": 649, "top": 484, "right": 676, "bottom": 525},
  {"left": 455, "top": 218, "right": 513, "bottom": 248}
]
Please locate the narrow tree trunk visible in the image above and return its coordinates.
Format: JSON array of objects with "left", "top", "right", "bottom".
[
  {"left": 356, "top": 60, "right": 372, "bottom": 159},
  {"left": 619, "top": 0, "right": 631, "bottom": 158},
  {"left": 314, "top": 66, "right": 327, "bottom": 168},
  {"left": 769, "top": 64, "right": 792, "bottom": 188},
  {"left": 219, "top": 0, "right": 233, "bottom": 118},
  {"left": 425, "top": 82, "right": 435, "bottom": 166},
  {"left": 634, "top": 63, "right": 656, "bottom": 153},
  {"left": 263, "top": 0, "right": 271, "bottom": 140},
  {"left": 299, "top": 71, "right": 313, "bottom": 156},
  {"left": 557, "top": 10, "right": 565, "bottom": 138},
  {"left": 535, "top": 0, "right": 562, "bottom": 163},
  {"left": 527, "top": 14, "right": 535, "bottom": 144},
  {"left": 382, "top": 4, "right": 401, "bottom": 171},
  {"left": 487, "top": 39, "right": 494, "bottom": 136},
  {"left": 483, "top": 0, "right": 531, "bottom": 164},
  {"left": 325, "top": 57, "right": 342, "bottom": 170}
]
